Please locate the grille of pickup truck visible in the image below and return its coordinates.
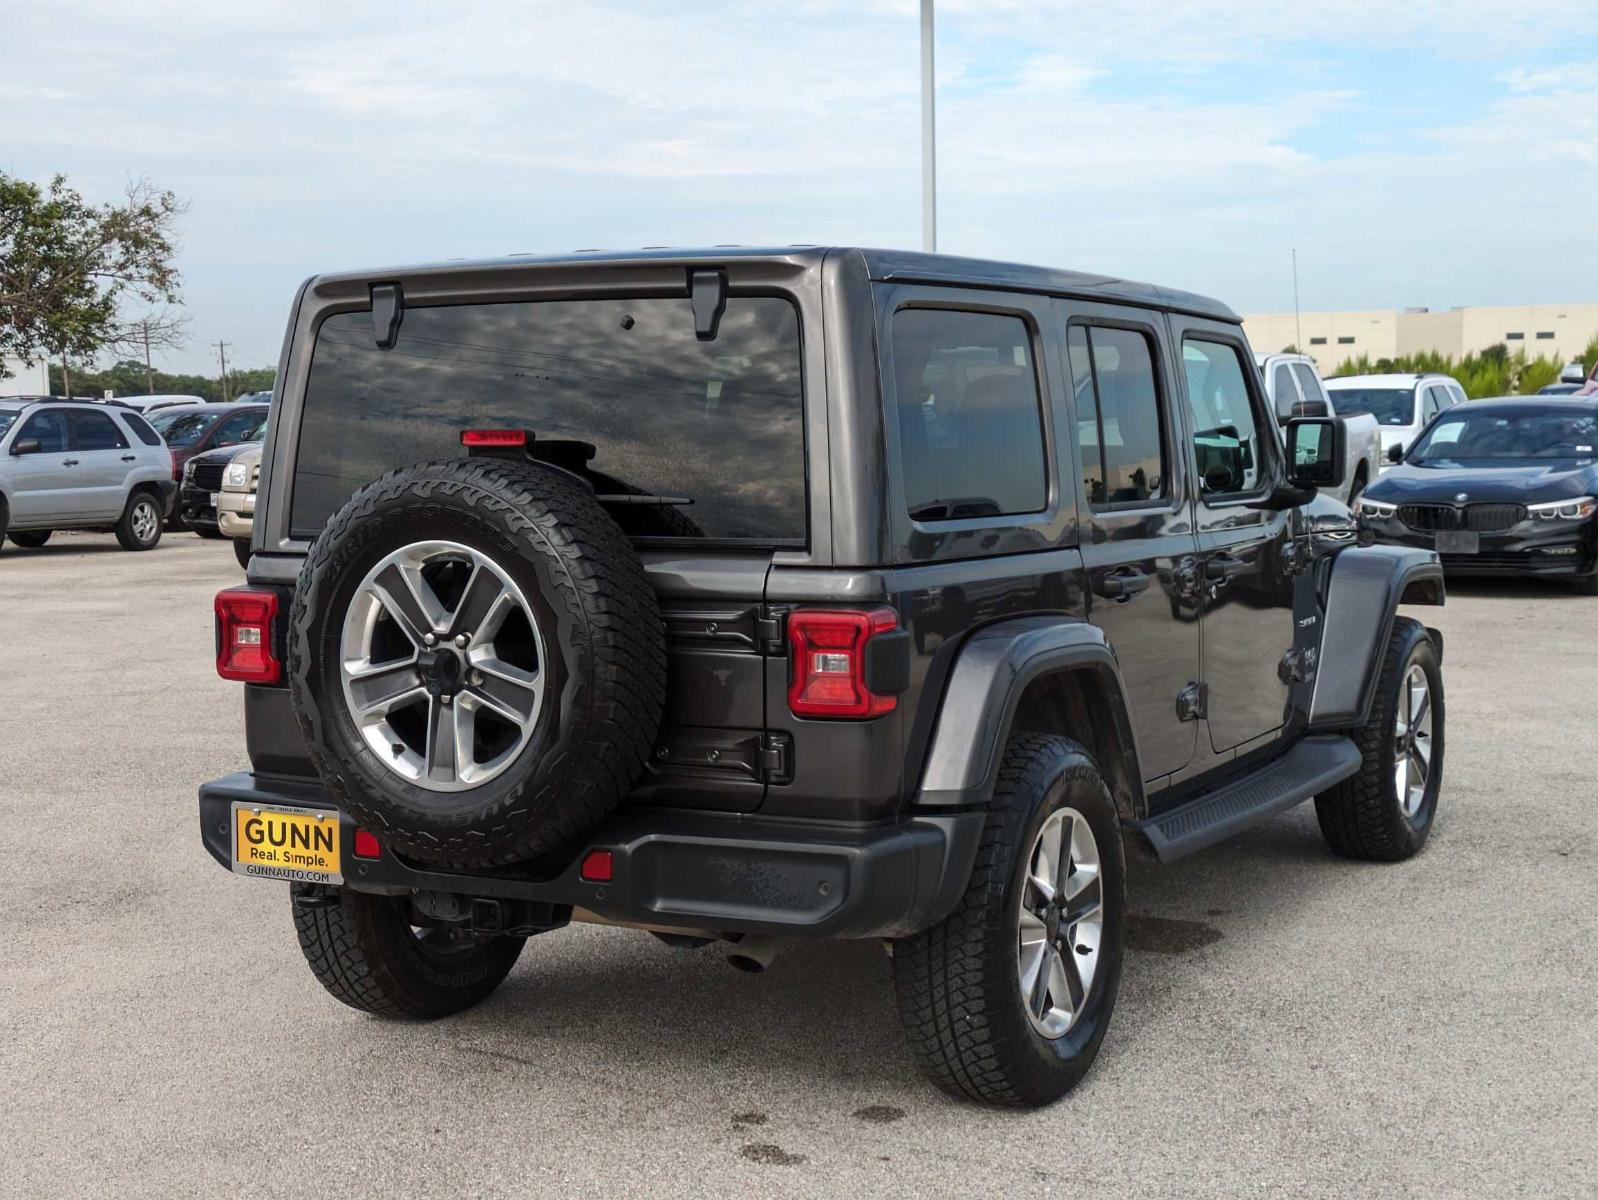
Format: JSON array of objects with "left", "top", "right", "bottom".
[
  {"left": 1398, "top": 503, "right": 1526, "bottom": 532},
  {"left": 190, "top": 462, "right": 226, "bottom": 492}
]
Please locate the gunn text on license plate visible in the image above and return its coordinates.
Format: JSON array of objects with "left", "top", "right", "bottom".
[
  {"left": 1435, "top": 530, "right": 1479, "bottom": 554},
  {"left": 231, "top": 802, "right": 343, "bottom": 885}
]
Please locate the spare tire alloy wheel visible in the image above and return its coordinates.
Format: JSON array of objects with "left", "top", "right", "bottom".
[{"left": 340, "top": 540, "right": 546, "bottom": 791}]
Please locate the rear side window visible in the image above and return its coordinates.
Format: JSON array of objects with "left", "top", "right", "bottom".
[
  {"left": 1271, "top": 364, "right": 1299, "bottom": 411},
  {"left": 293, "top": 296, "right": 805, "bottom": 543},
  {"left": 1291, "top": 363, "right": 1327, "bottom": 406},
  {"left": 892, "top": 308, "right": 1046, "bottom": 520},
  {"left": 1182, "top": 339, "right": 1267, "bottom": 496},
  {"left": 1066, "top": 325, "right": 1167, "bottom": 507},
  {"left": 120, "top": 411, "right": 164, "bottom": 446},
  {"left": 70, "top": 410, "right": 129, "bottom": 450}
]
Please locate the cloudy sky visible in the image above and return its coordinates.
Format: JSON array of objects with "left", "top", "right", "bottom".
[{"left": 7, "top": 0, "right": 1598, "bottom": 373}]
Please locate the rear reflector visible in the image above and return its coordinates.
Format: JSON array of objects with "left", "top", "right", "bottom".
[
  {"left": 214, "top": 586, "right": 281, "bottom": 683},
  {"left": 579, "top": 850, "right": 614, "bottom": 883},
  {"left": 786, "top": 607, "right": 899, "bottom": 718},
  {"left": 352, "top": 829, "right": 382, "bottom": 860},
  {"left": 460, "top": 429, "right": 527, "bottom": 447}
]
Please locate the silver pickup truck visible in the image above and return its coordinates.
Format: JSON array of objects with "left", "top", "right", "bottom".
[
  {"left": 1257, "top": 352, "right": 1382, "bottom": 505},
  {"left": 0, "top": 399, "right": 176, "bottom": 551}
]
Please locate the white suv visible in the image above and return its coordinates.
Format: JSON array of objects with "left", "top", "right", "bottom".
[
  {"left": 0, "top": 400, "right": 176, "bottom": 551},
  {"left": 1323, "top": 373, "right": 1467, "bottom": 462}
]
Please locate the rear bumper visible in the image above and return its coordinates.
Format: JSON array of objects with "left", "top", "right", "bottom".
[
  {"left": 198, "top": 771, "right": 984, "bottom": 939},
  {"left": 154, "top": 479, "right": 179, "bottom": 516}
]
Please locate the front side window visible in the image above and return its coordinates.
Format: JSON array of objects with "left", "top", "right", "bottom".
[
  {"left": 1182, "top": 339, "right": 1266, "bottom": 496},
  {"left": 893, "top": 308, "right": 1046, "bottom": 520},
  {"left": 18, "top": 410, "right": 69, "bottom": 453},
  {"left": 295, "top": 295, "right": 806, "bottom": 542},
  {"left": 1067, "top": 324, "right": 1167, "bottom": 507},
  {"left": 70, "top": 409, "right": 129, "bottom": 451},
  {"left": 212, "top": 410, "right": 266, "bottom": 446}
]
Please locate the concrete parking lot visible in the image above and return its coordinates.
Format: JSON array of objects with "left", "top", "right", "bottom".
[{"left": 2, "top": 531, "right": 1595, "bottom": 1198}]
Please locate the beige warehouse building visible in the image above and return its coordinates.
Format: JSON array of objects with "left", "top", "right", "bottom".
[{"left": 1241, "top": 303, "right": 1598, "bottom": 374}]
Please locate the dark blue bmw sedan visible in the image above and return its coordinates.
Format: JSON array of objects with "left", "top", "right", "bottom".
[{"left": 1355, "top": 397, "right": 1598, "bottom": 592}]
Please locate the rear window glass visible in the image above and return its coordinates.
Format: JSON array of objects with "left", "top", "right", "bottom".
[
  {"left": 891, "top": 308, "right": 1046, "bottom": 520},
  {"left": 0, "top": 409, "right": 19, "bottom": 439},
  {"left": 291, "top": 296, "right": 805, "bottom": 542}
]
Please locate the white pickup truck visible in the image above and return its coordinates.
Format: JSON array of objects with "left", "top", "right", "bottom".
[{"left": 1256, "top": 352, "right": 1382, "bottom": 505}]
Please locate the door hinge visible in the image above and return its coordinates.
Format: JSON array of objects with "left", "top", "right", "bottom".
[
  {"left": 756, "top": 606, "right": 789, "bottom": 655},
  {"left": 759, "top": 732, "right": 792, "bottom": 784},
  {"left": 1176, "top": 682, "right": 1208, "bottom": 722}
]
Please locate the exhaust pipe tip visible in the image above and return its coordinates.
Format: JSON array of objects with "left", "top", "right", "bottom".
[{"left": 725, "top": 934, "right": 782, "bottom": 973}]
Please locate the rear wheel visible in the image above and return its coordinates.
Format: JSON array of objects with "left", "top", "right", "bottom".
[
  {"left": 892, "top": 735, "right": 1126, "bottom": 1107},
  {"left": 1316, "top": 617, "right": 1443, "bottom": 860},
  {"left": 233, "top": 538, "right": 251, "bottom": 570},
  {"left": 8, "top": 530, "right": 50, "bottom": 548},
  {"left": 115, "top": 492, "right": 163, "bottom": 551},
  {"left": 193, "top": 522, "right": 225, "bottom": 539},
  {"left": 292, "top": 885, "right": 524, "bottom": 1018}
]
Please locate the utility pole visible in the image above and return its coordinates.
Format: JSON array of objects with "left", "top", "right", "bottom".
[
  {"left": 920, "top": 0, "right": 936, "bottom": 252},
  {"left": 216, "top": 340, "right": 231, "bottom": 402},
  {"left": 141, "top": 320, "right": 155, "bottom": 394},
  {"left": 1292, "top": 249, "right": 1303, "bottom": 353}
]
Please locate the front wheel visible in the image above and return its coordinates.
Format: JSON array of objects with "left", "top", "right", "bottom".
[
  {"left": 292, "top": 885, "right": 524, "bottom": 1018},
  {"left": 892, "top": 734, "right": 1126, "bottom": 1107},
  {"left": 1316, "top": 616, "right": 1443, "bottom": 860},
  {"left": 116, "top": 492, "right": 163, "bottom": 551}
]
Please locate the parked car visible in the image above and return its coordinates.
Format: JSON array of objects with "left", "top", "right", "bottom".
[
  {"left": 179, "top": 441, "right": 263, "bottom": 538},
  {"left": 1355, "top": 395, "right": 1598, "bottom": 592},
  {"left": 0, "top": 399, "right": 175, "bottom": 551},
  {"left": 1257, "top": 352, "right": 1382, "bottom": 503},
  {"left": 121, "top": 393, "right": 207, "bottom": 413},
  {"left": 1324, "top": 372, "right": 1467, "bottom": 461},
  {"left": 1538, "top": 383, "right": 1582, "bottom": 395},
  {"left": 199, "top": 247, "right": 1446, "bottom": 1108},
  {"left": 216, "top": 443, "right": 261, "bottom": 569},
  {"left": 147, "top": 403, "right": 268, "bottom": 528}
]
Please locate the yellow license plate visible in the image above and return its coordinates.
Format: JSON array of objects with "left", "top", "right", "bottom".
[{"left": 231, "top": 802, "right": 343, "bottom": 885}]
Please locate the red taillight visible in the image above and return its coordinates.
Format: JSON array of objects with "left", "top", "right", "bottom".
[
  {"left": 215, "top": 586, "right": 280, "bottom": 683},
  {"left": 352, "top": 829, "right": 382, "bottom": 860},
  {"left": 579, "top": 850, "right": 614, "bottom": 883},
  {"left": 786, "top": 607, "right": 898, "bottom": 719},
  {"left": 461, "top": 429, "right": 527, "bottom": 447},
  {"left": 171, "top": 451, "right": 182, "bottom": 480}
]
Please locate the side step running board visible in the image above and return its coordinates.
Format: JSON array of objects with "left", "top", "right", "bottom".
[{"left": 1130, "top": 735, "right": 1362, "bottom": 863}]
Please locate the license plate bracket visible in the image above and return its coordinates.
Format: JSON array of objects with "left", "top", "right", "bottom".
[
  {"left": 231, "top": 801, "right": 343, "bottom": 885},
  {"left": 1436, "top": 530, "right": 1479, "bottom": 554}
]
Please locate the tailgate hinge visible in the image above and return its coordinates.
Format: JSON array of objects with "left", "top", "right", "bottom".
[
  {"left": 756, "top": 606, "right": 789, "bottom": 655},
  {"left": 759, "top": 732, "right": 792, "bottom": 784}
]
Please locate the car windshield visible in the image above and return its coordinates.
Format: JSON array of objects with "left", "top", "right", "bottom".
[
  {"left": 1408, "top": 407, "right": 1598, "bottom": 464},
  {"left": 1325, "top": 387, "right": 1416, "bottom": 425},
  {"left": 148, "top": 409, "right": 214, "bottom": 447},
  {"left": 0, "top": 408, "right": 19, "bottom": 438}
]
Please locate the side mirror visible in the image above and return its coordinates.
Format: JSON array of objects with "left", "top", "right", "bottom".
[
  {"left": 1560, "top": 362, "right": 1587, "bottom": 385},
  {"left": 11, "top": 438, "right": 42, "bottom": 456},
  {"left": 1386, "top": 442, "right": 1404, "bottom": 464},
  {"left": 1284, "top": 416, "right": 1345, "bottom": 490}
]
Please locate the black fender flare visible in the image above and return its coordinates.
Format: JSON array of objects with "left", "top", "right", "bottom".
[
  {"left": 1308, "top": 544, "right": 1444, "bottom": 730},
  {"left": 914, "top": 617, "right": 1144, "bottom": 815}
]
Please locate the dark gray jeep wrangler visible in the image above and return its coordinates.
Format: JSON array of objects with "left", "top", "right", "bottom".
[{"left": 201, "top": 247, "right": 1445, "bottom": 1106}]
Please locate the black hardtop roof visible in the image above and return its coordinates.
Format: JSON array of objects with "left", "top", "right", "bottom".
[{"left": 308, "top": 245, "right": 1238, "bottom": 323}]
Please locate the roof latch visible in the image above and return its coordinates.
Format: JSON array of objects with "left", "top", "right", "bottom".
[
  {"left": 371, "top": 282, "right": 404, "bottom": 349},
  {"left": 689, "top": 269, "right": 727, "bottom": 341}
]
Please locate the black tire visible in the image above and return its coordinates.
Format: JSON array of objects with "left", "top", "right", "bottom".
[
  {"left": 193, "top": 522, "right": 225, "bottom": 539},
  {"left": 289, "top": 456, "right": 666, "bottom": 868},
  {"left": 9, "top": 530, "right": 50, "bottom": 548},
  {"left": 291, "top": 885, "right": 524, "bottom": 1018},
  {"left": 1315, "top": 616, "right": 1443, "bottom": 861},
  {"left": 892, "top": 734, "right": 1126, "bottom": 1107},
  {"left": 115, "top": 491, "right": 164, "bottom": 551},
  {"left": 1347, "top": 469, "right": 1367, "bottom": 506},
  {"left": 1574, "top": 569, "right": 1598, "bottom": 596},
  {"left": 233, "top": 538, "right": 252, "bottom": 570}
]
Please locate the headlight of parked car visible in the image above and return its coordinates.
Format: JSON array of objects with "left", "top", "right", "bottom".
[
  {"left": 1527, "top": 495, "right": 1596, "bottom": 520},
  {"left": 225, "top": 462, "right": 250, "bottom": 488},
  {"left": 1355, "top": 497, "right": 1398, "bottom": 519}
]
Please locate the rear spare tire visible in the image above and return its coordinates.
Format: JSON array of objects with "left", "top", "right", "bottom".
[{"left": 288, "top": 457, "right": 666, "bottom": 868}]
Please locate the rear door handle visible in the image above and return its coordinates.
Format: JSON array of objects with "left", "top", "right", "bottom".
[
  {"left": 1204, "top": 554, "right": 1247, "bottom": 582},
  {"left": 1097, "top": 569, "right": 1150, "bottom": 601},
  {"left": 121, "top": 454, "right": 137, "bottom": 462},
  {"left": 62, "top": 458, "right": 79, "bottom": 467}
]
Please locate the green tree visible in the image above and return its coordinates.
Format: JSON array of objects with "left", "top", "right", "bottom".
[
  {"left": 47, "top": 358, "right": 275, "bottom": 403},
  {"left": 1332, "top": 332, "right": 1598, "bottom": 399},
  {"left": 0, "top": 172, "right": 186, "bottom": 387}
]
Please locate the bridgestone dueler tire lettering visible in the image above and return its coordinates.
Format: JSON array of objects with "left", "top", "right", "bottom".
[
  {"left": 288, "top": 457, "right": 666, "bottom": 868},
  {"left": 892, "top": 734, "right": 1126, "bottom": 1107}
]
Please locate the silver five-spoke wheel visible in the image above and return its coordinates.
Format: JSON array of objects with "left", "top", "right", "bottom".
[
  {"left": 1017, "top": 806, "right": 1103, "bottom": 1039},
  {"left": 1394, "top": 662, "right": 1432, "bottom": 817},
  {"left": 130, "top": 498, "right": 159, "bottom": 543},
  {"left": 340, "top": 540, "right": 545, "bottom": 792}
]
